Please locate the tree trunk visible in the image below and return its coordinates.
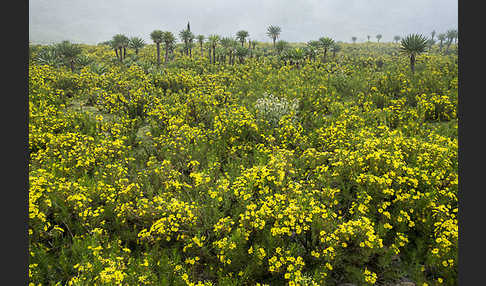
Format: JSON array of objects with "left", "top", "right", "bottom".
[
  {"left": 156, "top": 43, "right": 161, "bottom": 65},
  {"left": 410, "top": 55, "right": 415, "bottom": 74},
  {"left": 200, "top": 44, "right": 203, "bottom": 57},
  {"left": 115, "top": 49, "right": 119, "bottom": 60},
  {"left": 123, "top": 47, "right": 126, "bottom": 59},
  {"left": 135, "top": 49, "right": 139, "bottom": 55},
  {"left": 273, "top": 38, "right": 276, "bottom": 49},
  {"left": 165, "top": 46, "right": 169, "bottom": 65},
  {"left": 70, "top": 60, "right": 74, "bottom": 72},
  {"left": 212, "top": 46, "right": 216, "bottom": 64},
  {"left": 119, "top": 48, "right": 123, "bottom": 62}
]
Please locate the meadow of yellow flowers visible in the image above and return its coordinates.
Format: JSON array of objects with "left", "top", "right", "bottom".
[{"left": 29, "top": 43, "right": 457, "bottom": 285}]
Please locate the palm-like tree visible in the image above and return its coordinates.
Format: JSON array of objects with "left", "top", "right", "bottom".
[
  {"left": 267, "top": 25, "right": 281, "bottom": 49},
  {"left": 208, "top": 35, "right": 220, "bottom": 64},
  {"left": 179, "top": 29, "right": 195, "bottom": 56},
  {"left": 220, "top": 37, "right": 232, "bottom": 64},
  {"left": 108, "top": 40, "right": 120, "bottom": 60},
  {"left": 376, "top": 34, "right": 382, "bottom": 42},
  {"left": 305, "top": 40, "right": 320, "bottom": 61},
  {"left": 393, "top": 36, "right": 401, "bottom": 43},
  {"left": 352, "top": 36, "right": 357, "bottom": 43},
  {"left": 248, "top": 39, "right": 254, "bottom": 57},
  {"left": 431, "top": 30, "right": 436, "bottom": 41},
  {"left": 120, "top": 35, "right": 130, "bottom": 60},
  {"left": 36, "top": 45, "right": 62, "bottom": 67},
  {"left": 318, "top": 37, "right": 334, "bottom": 62},
  {"left": 112, "top": 34, "right": 127, "bottom": 61},
  {"left": 162, "top": 31, "right": 176, "bottom": 64},
  {"left": 222, "top": 38, "right": 239, "bottom": 64},
  {"left": 235, "top": 45, "right": 249, "bottom": 63},
  {"left": 437, "top": 33, "right": 446, "bottom": 51},
  {"left": 331, "top": 43, "right": 341, "bottom": 59},
  {"left": 150, "top": 30, "right": 164, "bottom": 65},
  {"left": 196, "top": 35, "right": 205, "bottom": 57},
  {"left": 400, "top": 34, "right": 428, "bottom": 74},
  {"left": 129, "top": 37, "right": 145, "bottom": 55},
  {"left": 445, "top": 29, "right": 457, "bottom": 52},
  {"left": 236, "top": 30, "right": 249, "bottom": 46},
  {"left": 55, "top": 41, "right": 82, "bottom": 72}
]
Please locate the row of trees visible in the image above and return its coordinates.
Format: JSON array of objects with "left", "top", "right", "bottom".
[
  {"left": 99, "top": 24, "right": 284, "bottom": 65},
  {"left": 33, "top": 21, "right": 454, "bottom": 74},
  {"left": 350, "top": 29, "right": 458, "bottom": 47},
  {"left": 105, "top": 25, "right": 455, "bottom": 67}
]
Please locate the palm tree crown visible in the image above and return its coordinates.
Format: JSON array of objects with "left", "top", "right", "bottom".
[
  {"left": 55, "top": 40, "right": 82, "bottom": 72},
  {"left": 196, "top": 35, "right": 205, "bottom": 45},
  {"left": 179, "top": 29, "right": 195, "bottom": 56},
  {"left": 318, "top": 37, "right": 335, "bottom": 62},
  {"left": 267, "top": 25, "right": 281, "bottom": 48},
  {"left": 318, "top": 37, "right": 334, "bottom": 50},
  {"left": 129, "top": 37, "right": 145, "bottom": 55},
  {"left": 236, "top": 30, "right": 249, "bottom": 46},
  {"left": 400, "top": 34, "right": 428, "bottom": 55},
  {"left": 150, "top": 30, "right": 164, "bottom": 43},
  {"left": 400, "top": 34, "right": 428, "bottom": 73},
  {"left": 162, "top": 32, "right": 176, "bottom": 47},
  {"left": 208, "top": 35, "right": 220, "bottom": 46},
  {"left": 446, "top": 29, "right": 458, "bottom": 43}
]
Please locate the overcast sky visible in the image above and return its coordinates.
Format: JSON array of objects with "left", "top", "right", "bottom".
[{"left": 29, "top": 0, "right": 457, "bottom": 45}]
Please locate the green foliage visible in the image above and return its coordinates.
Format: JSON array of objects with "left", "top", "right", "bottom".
[
  {"left": 236, "top": 30, "right": 249, "bottom": 45},
  {"left": 267, "top": 25, "right": 282, "bottom": 46}
]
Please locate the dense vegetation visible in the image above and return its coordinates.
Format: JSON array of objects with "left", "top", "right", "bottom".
[{"left": 29, "top": 31, "right": 458, "bottom": 286}]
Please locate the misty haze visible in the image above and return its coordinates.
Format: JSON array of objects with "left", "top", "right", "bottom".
[{"left": 29, "top": 0, "right": 457, "bottom": 44}]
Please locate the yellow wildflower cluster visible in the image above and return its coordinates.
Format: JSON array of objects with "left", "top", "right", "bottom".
[{"left": 29, "top": 42, "right": 457, "bottom": 285}]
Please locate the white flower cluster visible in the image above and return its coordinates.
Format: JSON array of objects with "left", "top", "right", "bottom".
[{"left": 254, "top": 93, "right": 299, "bottom": 127}]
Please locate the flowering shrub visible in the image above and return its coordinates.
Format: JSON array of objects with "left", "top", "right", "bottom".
[{"left": 29, "top": 42, "right": 457, "bottom": 286}]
